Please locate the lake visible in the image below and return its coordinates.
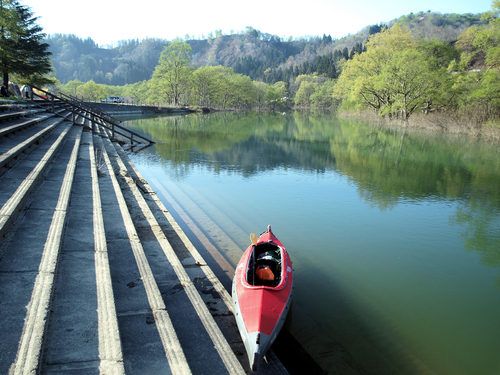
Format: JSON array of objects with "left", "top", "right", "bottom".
[{"left": 121, "top": 111, "right": 500, "bottom": 375}]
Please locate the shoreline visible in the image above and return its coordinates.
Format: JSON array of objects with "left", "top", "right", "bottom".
[
  {"left": 100, "top": 103, "right": 500, "bottom": 142},
  {"left": 89, "top": 102, "right": 500, "bottom": 143},
  {"left": 337, "top": 110, "right": 500, "bottom": 141},
  {"left": 87, "top": 102, "right": 211, "bottom": 116}
]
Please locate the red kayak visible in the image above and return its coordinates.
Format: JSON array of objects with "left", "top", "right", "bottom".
[{"left": 232, "top": 226, "right": 293, "bottom": 371}]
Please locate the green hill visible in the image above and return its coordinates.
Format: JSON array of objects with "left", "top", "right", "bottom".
[{"left": 47, "top": 11, "right": 486, "bottom": 85}]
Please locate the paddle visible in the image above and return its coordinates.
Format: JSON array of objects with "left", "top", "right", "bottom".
[
  {"left": 250, "top": 233, "right": 258, "bottom": 286},
  {"left": 250, "top": 233, "right": 258, "bottom": 245}
]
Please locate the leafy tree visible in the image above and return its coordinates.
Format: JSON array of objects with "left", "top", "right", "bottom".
[
  {"left": 450, "top": 1, "right": 500, "bottom": 119},
  {"left": 123, "top": 80, "right": 150, "bottom": 104},
  {"left": 151, "top": 38, "right": 193, "bottom": 105},
  {"left": 0, "top": 0, "right": 52, "bottom": 87},
  {"left": 227, "top": 73, "right": 257, "bottom": 108},
  {"left": 59, "top": 79, "right": 84, "bottom": 96},
  {"left": 265, "top": 84, "right": 284, "bottom": 110},
  {"left": 294, "top": 81, "right": 318, "bottom": 106},
  {"left": 334, "top": 25, "right": 442, "bottom": 120},
  {"left": 420, "top": 39, "right": 459, "bottom": 70},
  {"left": 76, "top": 79, "right": 106, "bottom": 102},
  {"left": 380, "top": 48, "right": 439, "bottom": 119},
  {"left": 310, "top": 80, "right": 335, "bottom": 108},
  {"left": 191, "top": 66, "right": 225, "bottom": 107},
  {"left": 458, "top": 1, "right": 500, "bottom": 69},
  {"left": 254, "top": 81, "right": 268, "bottom": 109}
]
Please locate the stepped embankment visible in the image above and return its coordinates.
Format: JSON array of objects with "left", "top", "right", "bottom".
[{"left": 0, "top": 99, "right": 286, "bottom": 374}]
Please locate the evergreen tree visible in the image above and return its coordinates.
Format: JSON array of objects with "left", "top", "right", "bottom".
[
  {"left": 342, "top": 47, "right": 349, "bottom": 60},
  {"left": 369, "top": 24, "right": 382, "bottom": 35},
  {"left": 0, "top": 1, "right": 51, "bottom": 87}
]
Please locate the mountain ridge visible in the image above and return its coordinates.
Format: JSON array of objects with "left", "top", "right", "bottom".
[{"left": 46, "top": 11, "right": 486, "bottom": 85}]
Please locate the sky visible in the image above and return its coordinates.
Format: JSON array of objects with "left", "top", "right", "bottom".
[{"left": 22, "top": 0, "right": 494, "bottom": 47}]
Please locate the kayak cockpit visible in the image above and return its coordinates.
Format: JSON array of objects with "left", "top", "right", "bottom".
[{"left": 246, "top": 242, "right": 282, "bottom": 287}]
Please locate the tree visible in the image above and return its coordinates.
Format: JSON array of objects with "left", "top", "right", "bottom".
[
  {"left": 333, "top": 25, "right": 442, "bottom": 120},
  {"left": 294, "top": 81, "right": 318, "bottom": 106},
  {"left": 254, "top": 81, "right": 268, "bottom": 109},
  {"left": 123, "top": 80, "right": 150, "bottom": 104},
  {"left": 0, "top": 1, "right": 52, "bottom": 87},
  {"left": 369, "top": 24, "right": 382, "bottom": 35},
  {"left": 380, "top": 48, "right": 438, "bottom": 119},
  {"left": 265, "top": 84, "right": 284, "bottom": 110},
  {"left": 151, "top": 38, "right": 193, "bottom": 105},
  {"left": 191, "top": 66, "right": 224, "bottom": 107},
  {"left": 76, "top": 80, "right": 106, "bottom": 102},
  {"left": 450, "top": 1, "right": 500, "bottom": 118},
  {"left": 310, "top": 80, "right": 335, "bottom": 108},
  {"left": 59, "top": 79, "right": 84, "bottom": 96},
  {"left": 228, "top": 73, "right": 257, "bottom": 108}
]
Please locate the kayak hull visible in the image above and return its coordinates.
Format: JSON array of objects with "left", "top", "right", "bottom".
[{"left": 232, "top": 226, "right": 293, "bottom": 371}]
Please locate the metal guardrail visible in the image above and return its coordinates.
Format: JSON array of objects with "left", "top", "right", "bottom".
[{"left": 28, "top": 84, "right": 155, "bottom": 147}]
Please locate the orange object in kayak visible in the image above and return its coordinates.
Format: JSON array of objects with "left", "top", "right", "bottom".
[
  {"left": 232, "top": 225, "right": 293, "bottom": 371},
  {"left": 256, "top": 265, "right": 274, "bottom": 281}
]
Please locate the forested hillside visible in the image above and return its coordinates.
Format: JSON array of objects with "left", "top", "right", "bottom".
[
  {"left": 47, "top": 35, "right": 168, "bottom": 85},
  {"left": 47, "top": 11, "right": 485, "bottom": 86}
]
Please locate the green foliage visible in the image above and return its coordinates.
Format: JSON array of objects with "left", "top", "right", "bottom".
[
  {"left": 0, "top": 0, "right": 52, "bottom": 86},
  {"left": 226, "top": 74, "right": 258, "bottom": 108},
  {"left": 76, "top": 80, "right": 106, "bottom": 101},
  {"left": 59, "top": 79, "right": 84, "bottom": 96},
  {"left": 43, "top": 5, "right": 500, "bottom": 119},
  {"left": 419, "top": 38, "right": 459, "bottom": 70},
  {"left": 264, "top": 84, "right": 285, "bottom": 110},
  {"left": 122, "top": 80, "right": 149, "bottom": 104},
  {"left": 310, "top": 80, "right": 335, "bottom": 108},
  {"left": 190, "top": 66, "right": 224, "bottom": 107},
  {"left": 76, "top": 80, "right": 106, "bottom": 102},
  {"left": 330, "top": 1, "right": 500, "bottom": 122},
  {"left": 444, "top": 1, "right": 500, "bottom": 119},
  {"left": 151, "top": 39, "right": 194, "bottom": 106},
  {"left": 334, "top": 25, "right": 454, "bottom": 120},
  {"left": 254, "top": 81, "right": 268, "bottom": 109},
  {"left": 294, "top": 81, "right": 318, "bottom": 106}
]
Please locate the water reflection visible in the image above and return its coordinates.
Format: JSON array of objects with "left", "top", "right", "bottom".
[
  {"left": 128, "top": 112, "right": 500, "bottom": 264},
  {"left": 130, "top": 113, "right": 498, "bottom": 193}
]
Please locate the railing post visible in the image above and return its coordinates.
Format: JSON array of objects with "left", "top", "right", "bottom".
[
  {"left": 91, "top": 115, "right": 95, "bottom": 133},
  {"left": 72, "top": 104, "right": 76, "bottom": 125},
  {"left": 112, "top": 123, "right": 115, "bottom": 140},
  {"left": 51, "top": 93, "right": 55, "bottom": 113},
  {"left": 130, "top": 133, "right": 134, "bottom": 146}
]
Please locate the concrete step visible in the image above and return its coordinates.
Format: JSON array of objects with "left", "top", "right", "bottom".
[
  {"left": 0, "top": 113, "right": 55, "bottom": 139},
  {"left": 98, "top": 126, "right": 247, "bottom": 374},
  {"left": 0, "top": 125, "right": 82, "bottom": 374},
  {"left": 39, "top": 129, "right": 125, "bottom": 375},
  {"left": 0, "top": 119, "right": 73, "bottom": 239},
  {"left": 0, "top": 109, "right": 45, "bottom": 122},
  {"left": 0, "top": 116, "right": 67, "bottom": 173},
  {"left": 94, "top": 132, "right": 194, "bottom": 374}
]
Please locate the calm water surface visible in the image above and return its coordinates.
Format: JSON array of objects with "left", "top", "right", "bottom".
[{"left": 122, "top": 111, "right": 500, "bottom": 375}]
